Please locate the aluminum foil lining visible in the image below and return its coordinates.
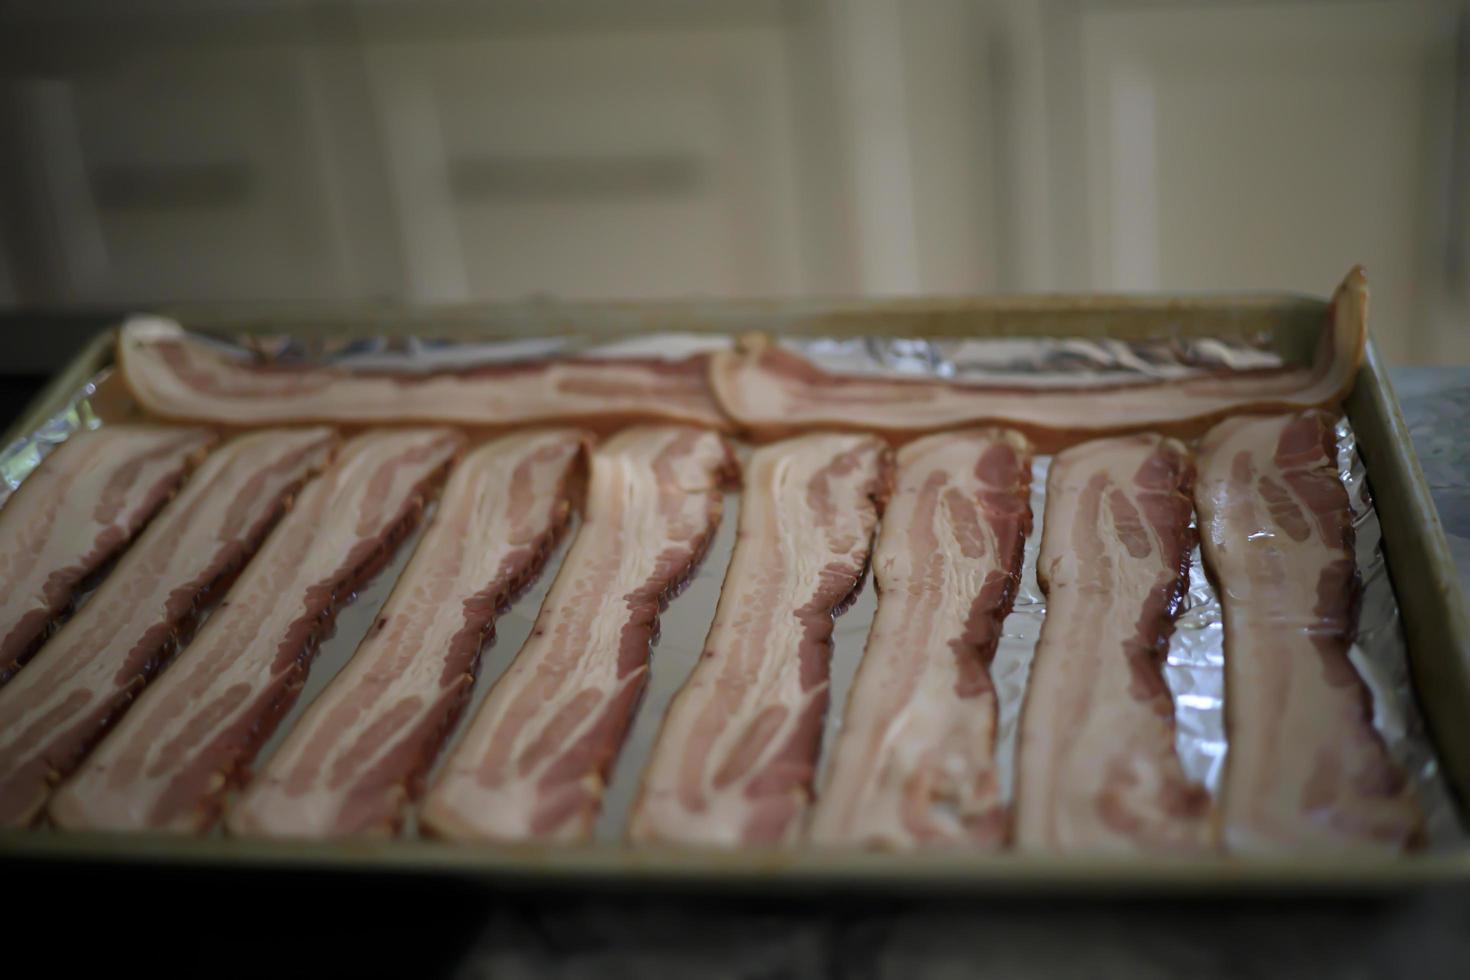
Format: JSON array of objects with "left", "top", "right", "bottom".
[
  {"left": 0, "top": 370, "right": 107, "bottom": 509},
  {"left": 0, "top": 328, "right": 1460, "bottom": 847},
  {"left": 143, "top": 325, "right": 1285, "bottom": 382}
]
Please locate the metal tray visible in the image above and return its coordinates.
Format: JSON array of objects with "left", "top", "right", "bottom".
[{"left": 2, "top": 288, "right": 1468, "bottom": 894}]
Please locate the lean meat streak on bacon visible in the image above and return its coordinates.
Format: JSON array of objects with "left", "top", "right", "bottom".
[
  {"left": 118, "top": 318, "right": 732, "bottom": 432},
  {"left": 629, "top": 433, "right": 890, "bottom": 848},
  {"left": 708, "top": 268, "right": 1369, "bottom": 449},
  {"left": 48, "top": 428, "right": 461, "bottom": 833},
  {"left": 230, "top": 429, "right": 587, "bottom": 840},
  {"left": 420, "top": 426, "right": 735, "bottom": 843},
  {"left": 808, "top": 430, "right": 1031, "bottom": 849},
  {"left": 1196, "top": 411, "right": 1420, "bottom": 852},
  {"left": 1013, "top": 435, "right": 1212, "bottom": 853},
  {"left": 0, "top": 426, "right": 215, "bottom": 685},
  {"left": 0, "top": 428, "right": 337, "bottom": 828}
]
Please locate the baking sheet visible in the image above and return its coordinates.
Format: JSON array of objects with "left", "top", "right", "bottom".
[{"left": 0, "top": 327, "right": 1460, "bottom": 848}]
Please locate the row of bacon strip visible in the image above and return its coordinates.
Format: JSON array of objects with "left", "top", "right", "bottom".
[
  {"left": 0, "top": 409, "right": 1418, "bottom": 852},
  {"left": 115, "top": 268, "right": 1368, "bottom": 452}
]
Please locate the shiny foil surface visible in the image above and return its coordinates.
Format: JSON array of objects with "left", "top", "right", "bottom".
[
  {"left": 0, "top": 369, "right": 106, "bottom": 507},
  {"left": 0, "top": 327, "right": 1459, "bottom": 847}
]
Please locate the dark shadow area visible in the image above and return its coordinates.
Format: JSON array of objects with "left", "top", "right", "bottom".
[
  {"left": 0, "top": 376, "right": 45, "bottom": 430},
  {"left": 2, "top": 314, "right": 116, "bottom": 374},
  {"left": 8, "top": 860, "right": 489, "bottom": 978},
  {"left": 8, "top": 857, "right": 1470, "bottom": 979}
]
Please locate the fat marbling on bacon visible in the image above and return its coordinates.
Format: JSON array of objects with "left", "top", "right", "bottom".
[
  {"left": 629, "top": 433, "right": 890, "bottom": 848},
  {"left": 118, "top": 318, "right": 732, "bottom": 432},
  {"left": 0, "top": 425, "right": 215, "bottom": 685},
  {"left": 420, "top": 426, "right": 735, "bottom": 843},
  {"left": 0, "top": 428, "right": 337, "bottom": 828},
  {"left": 808, "top": 430, "right": 1031, "bottom": 850},
  {"left": 230, "top": 429, "right": 587, "bottom": 840},
  {"left": 1013, "top": 435, "right": 1212, "bottom": 852},
  {"left": 1196, "top": 411, "right": 1420, "bottom": 852},
  {"left": 48, "top": 428, "right": 462, "bottom": 833},
  {"left": 708, "top": 267, "right": 1369, "bottom": 449}
]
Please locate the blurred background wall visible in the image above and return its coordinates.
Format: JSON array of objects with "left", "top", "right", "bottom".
[{"left": 0, "top": 0, "right": 1466, "bottom": 363}]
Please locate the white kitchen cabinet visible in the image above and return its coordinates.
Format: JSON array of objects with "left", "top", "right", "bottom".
[
  {"left": 0, "top": 0, "right": 1464, "bottom": 362},
  {"left": 2, "top": 43, "right": 363, "bottom": 305},
  {"left": 1062, "top": 1, "right": 1463, "bottom": 362},
  {"left": 361, "top": 25, "right": 806, "bottom": 303}
]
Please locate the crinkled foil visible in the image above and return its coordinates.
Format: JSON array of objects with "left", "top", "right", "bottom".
[
  {"left": 789, "top": 334, "right": 1284, "bottom": 385},
  {"left": 0, "top": 369, "right": 108, "bottom": 508},
  {"left": 1337, "top": 418, "right": 1463, "bottom": 844},
  {"left": 2, "top": 328, "right": 1460, "bottom": 846}
]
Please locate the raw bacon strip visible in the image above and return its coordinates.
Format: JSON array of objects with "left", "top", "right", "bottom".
[
  {"left": 709, "top": 267, "right": 1368, "bottom": 449},
  {"left": 420, "top": 426, "right": 735, "bottom": 843},
  {"left": 629, "top": 433, "right": 890, "bottom": 848},
  {"left": 808, "top": 430, "right": 1031, "bottom": 849},
  {"left": 0, "top": 428, "right": 337, "bottom": 828},
  {"left": 0, "top": 425, "right": 215, "bottom": 685},
  {"left": 1196, "top": 411, "right": 1420, "bottom": 852},
  {"left": 48, "top": 428, "right": 462, "bottom": 833},
  {"left": 229, "top": 429, "right": 587, "bottom": 840},
  {"left": 1013, "top": 435, "right": 1212, "bottom": 852},
  {"left": 119, "top": 318, "right": 731, "bottom": 432}
]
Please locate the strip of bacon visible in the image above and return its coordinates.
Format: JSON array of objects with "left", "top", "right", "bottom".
[
  {"left": 629, "top": 433, "right": 890, "bottom": 848},
  {"left": 48, "top": 428, "right": 462, "bottom": 833},
  {"left": 1013, "top": 435, "right": 1212, "bottom": 852},
  {"left": 229, "top": 429, "right": 587, "bottom": 840},
  {"left": 419, "top": 426, "right": 735, "bottom": 843},
  {"left": 1196, "top": 411, "right": 1420, "bottom": 852},
  {"left": 119, "top": 318, "right": 732, "bottom": 432},
  {"left": 0, "top": 425, "right": 215, "bottom": 685},
  {"left": 709, "top": 268, "right": 1368, "bottom": 449},
  {"left": 808, "top": 430, "right": 1031, "bottom": 849},
  {"left": 0, "top": 428, "right": 337, "bottom": 828}
]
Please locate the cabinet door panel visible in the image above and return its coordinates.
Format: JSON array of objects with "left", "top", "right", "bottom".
[
  {"left": 366, "top": 28, "right": 805, "bottom": 302},
  {"left": 15, "top": 47, "right": 347, "bottom": 303},
  {"left": 1078, "top": 3, "right": 1456, "bottom": 362}
]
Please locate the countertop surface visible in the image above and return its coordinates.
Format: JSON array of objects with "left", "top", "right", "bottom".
[
  {"left": 1393, "top": 368, "right": 1470, "bottom": 599},
  {"left": 7, "top": 364, "right": 1470, "bottom": 979}
]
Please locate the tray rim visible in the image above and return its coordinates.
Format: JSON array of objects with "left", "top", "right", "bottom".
[
  {"left": 3, "top": 287, "right": 1467, "bottom": 890},
  {"left": 5, "top": 826, "right": 1470, "bottom": 895}
]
